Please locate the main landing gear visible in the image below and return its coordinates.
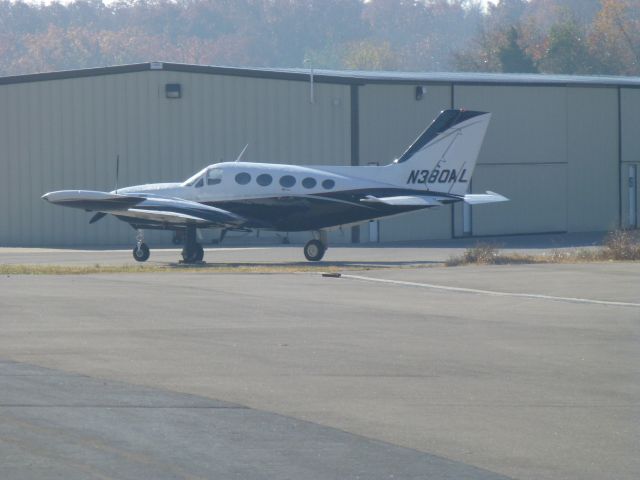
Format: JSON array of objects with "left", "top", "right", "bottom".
[
  {"left": 304, "top": 230, "right": 328, "bottom": 261},
  {"left": 181, "top": 225, "right": 204, "bottom": 263},
  {"left": 131, "top": 226, "right": 204, "bottom": 264}
]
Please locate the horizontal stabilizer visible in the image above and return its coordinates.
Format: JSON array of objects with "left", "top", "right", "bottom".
[
  {"left": 463, "top": 191, "right": 509, "bottom": 205},
  {"left": 361, "top": 195, "right": 443, "bottom": 206}
]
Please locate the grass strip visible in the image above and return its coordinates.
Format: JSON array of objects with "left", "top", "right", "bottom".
[
  {"left": 446, "top": 230, "right": 640, "bottom": 266},
  {"left": 0, "top": 263, "right": 380, "bottom": 275}
]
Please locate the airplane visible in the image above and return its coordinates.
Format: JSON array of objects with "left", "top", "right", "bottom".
[{"left": 42, "top": 109, "right": 507, "bottom": 263}]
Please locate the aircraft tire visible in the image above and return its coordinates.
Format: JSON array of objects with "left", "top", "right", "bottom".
[
  {"left": 304, "top": 239, "right": 325, "bottom": 262},
  {"left": 132, "top": 243, "right": 150, "bottom": 262},
  {"left": 182, "top": 243, "right": 204, "bottom": 263},
  {"left": 194, "top": 243, "right": 204, "bottom": 262}
]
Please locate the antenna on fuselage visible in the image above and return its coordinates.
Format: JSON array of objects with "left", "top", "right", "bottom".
[{"left": 234, "top": 144, "right": 249, "bottom": 162}]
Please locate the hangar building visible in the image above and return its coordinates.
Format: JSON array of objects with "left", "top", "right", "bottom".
[{"left": 0, "top": 62, "right": 638, "bottom": 247}]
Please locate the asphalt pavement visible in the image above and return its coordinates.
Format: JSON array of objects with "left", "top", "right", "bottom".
[{"left": 0, "top": 239, "right": 638, "bottom": 480}]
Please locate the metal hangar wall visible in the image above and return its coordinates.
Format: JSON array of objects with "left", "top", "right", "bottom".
[{"left": 0, "top": 62, "right": 638, "bottom": 247}]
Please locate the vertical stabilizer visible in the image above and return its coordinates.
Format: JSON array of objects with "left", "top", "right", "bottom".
[{"left": 393, "top": 110, "right": 491, "bottom": 196}]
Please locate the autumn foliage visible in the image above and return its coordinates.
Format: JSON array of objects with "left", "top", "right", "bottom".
[{"left": 0, "top": 0, "right": 638, "bottom": 76}]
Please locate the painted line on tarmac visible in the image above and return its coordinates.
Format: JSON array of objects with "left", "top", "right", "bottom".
[{"left": 339, "top": 274, "right": 640, "bottom": 308}]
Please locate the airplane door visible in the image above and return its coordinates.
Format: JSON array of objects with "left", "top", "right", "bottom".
[{"left": 195, "top": 168, "right": 223, "bottom": 202}]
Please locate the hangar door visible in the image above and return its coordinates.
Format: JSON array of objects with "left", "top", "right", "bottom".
[{"left": 454, "top": 85, "right": 569, "bottom": 236}]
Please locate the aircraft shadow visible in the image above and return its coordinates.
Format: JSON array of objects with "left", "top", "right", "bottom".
[{"left": 161, "top": 260, "right": 441, "bottom": 269}]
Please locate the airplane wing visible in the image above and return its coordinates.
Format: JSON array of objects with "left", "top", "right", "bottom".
[
  {"left": 463, "top": 191, "right": 509, "bottom": 205},
  {"left": 42, "top": 190, "right": 247, "bottom": 228},
  {"left": 41, "top": 190, "right": 146, "bottom": 210}
]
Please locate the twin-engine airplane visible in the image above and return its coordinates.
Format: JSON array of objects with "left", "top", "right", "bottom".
[{"left": 42, "top": 109, "right": 507, "bottom": 263}]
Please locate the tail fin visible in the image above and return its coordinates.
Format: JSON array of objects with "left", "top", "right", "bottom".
[{"left": 393, "top": 109, "right": 491, "bottom": 196}]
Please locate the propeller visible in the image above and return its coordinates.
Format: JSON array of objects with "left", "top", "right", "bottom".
[
  {"left": 89, "top": 154, "right": 119, "bottom": 225},
  {"left": 89, "top": 212, "right": 107, "bottom": 224}
]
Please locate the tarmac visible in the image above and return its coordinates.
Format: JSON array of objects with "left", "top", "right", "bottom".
[{"left": 0, "top": 234, "right": 638, "bottom": 480}]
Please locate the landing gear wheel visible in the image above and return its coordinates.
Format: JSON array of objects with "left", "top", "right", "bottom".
[
  {"left": 304, "top": 239, "right": 326, "bottom": 261},
  {"left": 194, "top": 243, "right": 204, "bottom": 262},
  {"left": 132, "top": 243, "right": 150, "bottom": 262},
  {"left": 182, "top": 242, "right": 204, "bottom": 263}
]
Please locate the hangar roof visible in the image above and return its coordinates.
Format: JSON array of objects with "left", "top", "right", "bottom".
[{"left": 1, "top": 61, "right": 640, "bottom": 88}]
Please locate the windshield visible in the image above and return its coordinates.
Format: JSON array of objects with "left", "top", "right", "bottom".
[{"left": 182, "top": 167, "right": 209, "bottom": 187}]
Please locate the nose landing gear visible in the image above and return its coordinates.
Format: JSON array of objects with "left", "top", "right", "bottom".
[{"left": 132, "top": 230, "right": 150, "bottom": 262}]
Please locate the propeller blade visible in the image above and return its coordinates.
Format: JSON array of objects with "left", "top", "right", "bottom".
[{"left": 89, "top": 212, "right": 107, "bottom": 224}]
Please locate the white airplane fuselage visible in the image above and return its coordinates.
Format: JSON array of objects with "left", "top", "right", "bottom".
[
  {"left": 42, "top": 110, "right": 507, "bottom": 262},
  {"left": 114, "top": 162, "right": 414, "bottom": 231}
]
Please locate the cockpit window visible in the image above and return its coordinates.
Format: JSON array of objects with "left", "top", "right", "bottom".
[
  {"left": 195, "top": 177, "right": 204, "bottom": 188},
  {"left": 183, "top": 167, "right": 208, "bottom": 187},
  {"left": 207, "top": 168, "right": 223, "bottom": 186}
]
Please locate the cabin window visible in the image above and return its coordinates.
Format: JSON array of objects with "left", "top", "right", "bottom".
[
  {"left": 302, "top": 177, "right": 317, "bottom": 189},
  {"left": 279, "top": 175, "right": 296, "bottom": 188},
  {"left": 235, "top": 172, "right": 251, "bottom": 185},
  {"left": 257, "top": 173, "right": 273, "bottom": 186},
  {"left": 207, "top": 169, "right": 223, "bottom": 186},
  {"left": 322, "top": 179, "right": 335, "bottom": 189}
]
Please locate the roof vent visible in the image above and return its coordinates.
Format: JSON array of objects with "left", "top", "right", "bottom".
[{"left": 150, "top": 62, "right": 163, "bottom": 70}]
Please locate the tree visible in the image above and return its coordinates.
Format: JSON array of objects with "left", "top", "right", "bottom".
[
  {"left": 589, "top": 0, "right": 640, "bottom": 75},
  {"left": 1, "top": 0, "right": 638, "bottom": 77},
  {"left": 452, "top": 25, "right": 503, "bottom": 72},
  {"left": 498, "top": 26, "right": 538, "bottom": 72},
  {"left": 454, "top": 1, "right": 614, "bottom": 75},
  {"left": 342, "top": 40, "right": 397, "bottom": 70},
  {"left": 539, "top": 16, "right": 596, "bottom": 74}
]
